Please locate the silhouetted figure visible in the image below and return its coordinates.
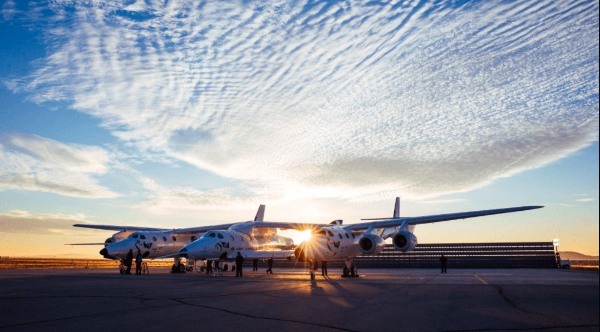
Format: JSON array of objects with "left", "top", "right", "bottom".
[
  {"left": 253, "top": 258, "right": 258, "bottom": 271},
  {"left": 235, "top": 252, "right": 244, "bottom": 277},
  {"left": 309, "top": 260, "right": 317, "bottom": 280},
  {"left": 321, "top": 261, "right": 328, "bottom": 276},
  {"left": 135, "top": 250, "right": 143, "bottom": 275},
  {"left": 206, "top": 260, "right": 213, "bottom": 275},
  {"left": 440, "top": 254, "right": 448, "bottom": 274},
  {"left": 266, "top": 257, "right": 273, "bottom": 274},
  {"left": 125, "top": 249, "right": 133, "bottom": 275}
]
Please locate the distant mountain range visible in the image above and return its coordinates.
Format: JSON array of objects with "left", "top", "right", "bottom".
[{"left": 559, "top": 251, "right": 599, "bottom": 261}]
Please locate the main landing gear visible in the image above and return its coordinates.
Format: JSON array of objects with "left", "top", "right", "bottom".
[
  {"left": 342, "top": 258, "right": 359, "bottom": 278},
  {"left": 341, "top": 265, "right": 359, "bottom": 278},
  {"left": 171, "top": 257, "right": 187, "bottom": 273}
]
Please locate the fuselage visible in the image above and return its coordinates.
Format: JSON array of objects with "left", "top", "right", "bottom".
[
  {"left": 179, "top": 229, "right": 294, "bottom": 260},
  {"left": 295, "top": 226, "right": 364, "bottom": 262},
  {"left": 100, "top": 231, "right": 200, "bottom": 260}
]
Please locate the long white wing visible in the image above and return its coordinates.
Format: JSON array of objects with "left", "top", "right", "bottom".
[
  {"left": 231, "top": 221, "right": 324, "bottom": 233},
  {"left": 73, "top": 204, "right": 265, "bottom": 235},
  {"left": 75, "top": 205, "right": 542, "bottom": 236},
  {"left": 344, "top": 205, "right": 544, "bottom": 231},
  {"left": 73, "top": 223, "right": 238, "bottom": 234},
  {"left": 242, "top": 205, "right": 543, "bottom": 232},
  {"left": 170, "top": 223, "right": 238, "bottom": 234},
  {"left": 73, "top": 224, "right": 166, "bottom": 232}
]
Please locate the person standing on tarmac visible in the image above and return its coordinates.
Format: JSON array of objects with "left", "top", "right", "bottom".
[
  {"left": 125, "top": 249, "right": 133, "bottom": 275},
  {"left": 321, "top": 261, "right": 328, "bottom": 277},
  {"left": 266, "top": 257, "right": 273, "bottom": 274},
  {"left": 252, "top": 258, "right": 258, "bottom": 271},
  {"left": 440, "top": 254, "right": 448, "bottom": 274},
  {"left": 235, "top": 252, "right": 244, "bottom": 277},
  {"left": 135, "top": 250, "right": 143, "bottom": 275}
]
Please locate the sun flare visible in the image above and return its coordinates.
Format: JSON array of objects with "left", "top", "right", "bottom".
[{"left": 280, "top": 229, "right": 313, "bottom": 245}]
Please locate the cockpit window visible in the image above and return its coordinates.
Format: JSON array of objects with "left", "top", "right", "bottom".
[
  {"left": 163, "top": 236, "right": 167, "bottom": 241},
  {"left": 217, "top": 233, "right": 224, "bottom": 239},
  {"left": 140, "top": 234, "right": 146, "bottom": 240},
  {"left": 338, "top": 234, "right": 343, "bottom": 239},
  {"left": 172, "top": 236, "right": 177, "bottom": 241},
  {"left": 318, "top": 230, "right": 326, "bottom": 236},
  {"left": 131, "top": 233, "right": 139, "bottom": 239},
  {"left": 345, "top": 233, "right": 349, "bottom": 238},
  {"left": 327, "top": 231, "right": 334, "bottom": 237},
  {"left": 152, "top": 236, "right": 157, "bottom": 241},
  {"left": 208, "top": 232, "right": 216, "bottom": 238}
]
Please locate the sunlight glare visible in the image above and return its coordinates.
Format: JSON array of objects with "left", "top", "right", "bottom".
[
  {"left": 296, "top": 229, "right": 312, "bottom": 244},
  {"left": 282, "top": 229, "right": 313, "bottom": 245}
]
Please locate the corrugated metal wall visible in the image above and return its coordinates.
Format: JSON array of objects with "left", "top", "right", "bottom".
[
  {"left": 354, "top": 242, "right": 558, "bottom": 268},
  {"left": 272, "top": 242, "right": 558, "bottom": 269}
]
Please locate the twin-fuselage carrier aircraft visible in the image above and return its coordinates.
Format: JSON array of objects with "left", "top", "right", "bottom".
[{"left": 75, "top": 198, "right": 542, "bottom": 276}]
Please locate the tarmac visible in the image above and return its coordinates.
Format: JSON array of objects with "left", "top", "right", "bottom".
[{"left": 0, "top": 267, "right": 598, "bottom": 331}]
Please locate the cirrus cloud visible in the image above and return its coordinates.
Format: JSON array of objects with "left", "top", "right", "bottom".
[{"left": 5, "top": 0, "right": 599, "bottom": 201}]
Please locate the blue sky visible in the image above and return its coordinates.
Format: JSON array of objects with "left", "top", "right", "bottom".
[{"left": 0, "top": 0, "right": 598, "bottom": 258}]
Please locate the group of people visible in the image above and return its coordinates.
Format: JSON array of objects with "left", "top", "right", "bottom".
[
  {"left": 237, "top": 253, "right": 274, "bottom": 277},
  {"left": 123, "top": 251, "right": 449, "bottom": 276},
  {"left": 123, "top": 249, "right": 144, "bottom": 275},
  {"left": 204, "top": 260, "right": 221, "bottom": 275}
]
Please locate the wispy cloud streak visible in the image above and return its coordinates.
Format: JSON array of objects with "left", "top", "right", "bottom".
[
  {"left": 0, "top": 134, "right": 118, "bottom": 198},
  {"left": 0, "top": 210, "right": 88, "bottom": 235}
]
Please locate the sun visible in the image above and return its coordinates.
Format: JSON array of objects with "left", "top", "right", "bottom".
[
  {"left": 280, "top": 229, "right": 313, "bottom": 245},
  {"left": 295, "top": 229, "right": 313, "bottom": 243}
]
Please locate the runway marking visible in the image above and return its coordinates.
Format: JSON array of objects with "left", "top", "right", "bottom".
[{"left": 473, "top": 274, "right": 488, "bottom": 285}]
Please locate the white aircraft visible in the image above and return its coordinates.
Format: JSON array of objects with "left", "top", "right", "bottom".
[
  {"left": 178, "top": 198, "right": 543, "bottom": 277},
  {"left": 177, "top": 220, "right": 298, "bottom": 261},
  {"left": 72, "top": 205, "right": 273, "bottom": 272}
]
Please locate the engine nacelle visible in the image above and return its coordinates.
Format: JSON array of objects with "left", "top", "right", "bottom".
[
  {"left": 358, "top": 234, "right": 385, "bottom": 255},
  {"left": 392, "top": 231, "right": 418, "bottom": 252}
]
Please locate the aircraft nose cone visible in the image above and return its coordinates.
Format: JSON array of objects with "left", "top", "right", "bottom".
[{"left": 99, "top": 248, "right": 115, "bottom": 259}]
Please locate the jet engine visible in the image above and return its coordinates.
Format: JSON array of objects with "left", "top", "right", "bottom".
[
  {"left": 392, "top": 231, "right": 418, "bottom": 252},
  {"left": 358, "top": 234, "right": 385, "bottom": 255}
]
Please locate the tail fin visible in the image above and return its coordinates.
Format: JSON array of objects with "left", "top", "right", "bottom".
[
  {"left": 254, "top": 204, "right": 265, "bottom": 221},
  {"left": 393, "top": 197, "right": 400, "bottom": 218}
]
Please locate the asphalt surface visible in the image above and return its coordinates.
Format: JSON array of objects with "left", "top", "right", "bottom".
[{"left": 0, "top": 267, "right": 598, "bottom": 331}]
